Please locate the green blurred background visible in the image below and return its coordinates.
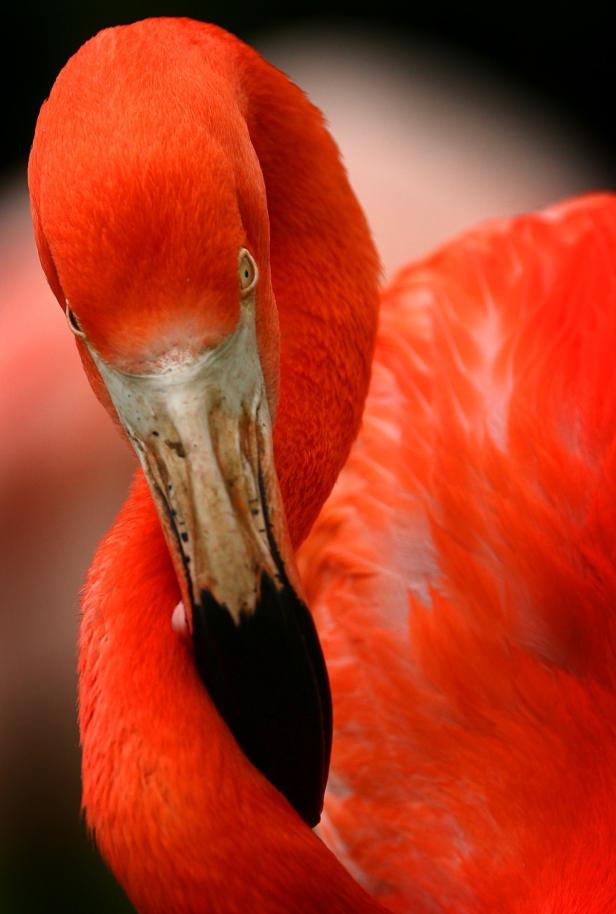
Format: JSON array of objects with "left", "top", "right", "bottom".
[{"left": 2, "top": 3, "right": 614, "bottom": 912}]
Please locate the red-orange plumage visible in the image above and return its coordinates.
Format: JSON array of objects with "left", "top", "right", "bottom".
[
  {"left": 29, "top": 19, "right": 379, "bottom": 546},
  {"left": 302, "top": 194, "right": 616, "bottom": 912},
  {"left": 28, "top": 15, "right": 616, "bottom": 914},
  {"left": 78, "top": 473, "right": 384, "bottom": 914}
]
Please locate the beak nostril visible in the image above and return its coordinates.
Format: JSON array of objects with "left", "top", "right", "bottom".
[{"left": 165, "top": 439, "right": 186, "bottom": 458}]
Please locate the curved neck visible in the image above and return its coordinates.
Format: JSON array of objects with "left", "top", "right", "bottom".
[
  {"left": 30, "top": 17, "right": 380, "bottom": 547},
  {"left": 197, "top": 22, "right": 381, "bottom": 545},
  {"left": 81, "top": 474, "right": 387, "bottom": 914},
  {"left": 74, "top": 19, "right": 383, "bottom": 914}
]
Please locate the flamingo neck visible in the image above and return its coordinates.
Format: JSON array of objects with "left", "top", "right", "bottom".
[
  {"left": 80, "top": 474, "right": 387, "bottom": 914},
  {"left": 73, "top": 19, "right": 383, "bottom": 914},
  {"left": 229, "top": 22, "right": 381, "bottom": 544}
]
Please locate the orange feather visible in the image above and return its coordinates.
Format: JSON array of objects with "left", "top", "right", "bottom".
[{"left": 302, "top": 194, "right": 616, "bottom": 912}]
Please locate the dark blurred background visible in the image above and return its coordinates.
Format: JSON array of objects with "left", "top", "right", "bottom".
[
  {"left": 1, "top": 3, "right": 614, "bottom": 913},
  {"left": 5, "top": 3, "right": 616, "bottom": 181}
]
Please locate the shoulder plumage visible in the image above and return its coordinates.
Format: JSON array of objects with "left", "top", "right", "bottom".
[{"left": 301, "top": 194, "right": 616, "bottom": 913}]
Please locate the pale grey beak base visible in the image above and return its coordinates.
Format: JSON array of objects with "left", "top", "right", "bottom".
[{"left": 89, "top": 301, "right": 281, "bottom": 621}]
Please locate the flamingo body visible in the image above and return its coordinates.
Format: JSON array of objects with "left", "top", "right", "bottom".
[
  {"left": 28, "top": 17, "right": 616, "bottom": 914},
  {"left": 302, "top": 194, "right": 616, "bottom": 912}
]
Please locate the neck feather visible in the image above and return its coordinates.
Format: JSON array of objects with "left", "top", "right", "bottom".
[
  {"left": 206, "top": 22, "right": 381, "bottom": 544},
  {"left": 81, "top": 474, "right": 387, "bottom": 914}
]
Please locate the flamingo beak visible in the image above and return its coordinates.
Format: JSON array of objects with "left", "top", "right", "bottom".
[{"left": 87, "top": 302, "right": 331, "bottom": 828}]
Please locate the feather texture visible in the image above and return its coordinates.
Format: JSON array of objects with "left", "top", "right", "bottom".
[{"left": 301, "top": 194, "right": 616, "bottom": 913}]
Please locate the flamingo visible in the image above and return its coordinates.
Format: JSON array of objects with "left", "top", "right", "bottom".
[{"left": 28, "top": 17, "right": 616, "bottom": 913}]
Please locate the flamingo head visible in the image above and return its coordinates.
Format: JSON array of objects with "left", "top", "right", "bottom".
[{"left": 28, "top": 22, "right": 331, "bottom": 827}]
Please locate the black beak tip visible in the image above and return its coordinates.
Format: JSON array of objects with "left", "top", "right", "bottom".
[{"left": 191, "top": 572, "right": 332, "bottom": 827}]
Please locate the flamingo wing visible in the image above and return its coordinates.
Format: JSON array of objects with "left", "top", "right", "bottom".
[{"left": 299, "top": 193, "right": 616, "bottom": 914}]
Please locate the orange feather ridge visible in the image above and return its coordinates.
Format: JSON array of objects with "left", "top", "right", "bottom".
[{"left": 300, "top": 193, "right": 616, "bottom": 913}]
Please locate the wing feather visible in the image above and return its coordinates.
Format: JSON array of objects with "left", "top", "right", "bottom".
[{"left": 300, "top": 194, "right": 616, "bottom": 913}]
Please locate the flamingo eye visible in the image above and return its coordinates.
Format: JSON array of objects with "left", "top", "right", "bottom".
[
  {"left": 238, "top": 249, "right": 258, "bottom": 295},
  {"left": 66, "top": 302, "right": 86, "bottom": 338}
]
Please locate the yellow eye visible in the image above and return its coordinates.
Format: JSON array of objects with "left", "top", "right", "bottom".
[
  {"left": 238, "top": 248, "right": 258, "bottom": 295},
  {"left": 65, "top": 301, "right": 86, "bottom": 338}
]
